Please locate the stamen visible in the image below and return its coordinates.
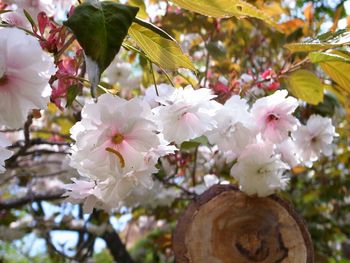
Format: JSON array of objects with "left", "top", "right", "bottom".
[{"left": 105, "top": 147, "right": 125, "bottom": 168}]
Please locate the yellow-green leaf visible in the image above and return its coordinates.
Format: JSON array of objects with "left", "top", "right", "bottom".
[
  {"left": 308, "top": 51, "right": 350, "bottom": 94},
  {"left": 284, "top": 29, "right": 350, "bottom": 53},
  {"left": 308, "top": 51, "right": 350, "bottom": 63},
  {"left": 320, "top": 61, "right": 350, "bottom": 94},
  {"left": 128, "top": 22, "right": 195, "bottom": 71},
  {"left": 170, "top": 0, "right": 279, "bottom": 29},
  {"left": 287, "top": 70, "right": 324, "bottom": 105},
  {"left": 284, "top": 43, "right": 341, "bottom": 53},
  {"left": 128, "top": 0, "right": 148, "bottom": 19}
]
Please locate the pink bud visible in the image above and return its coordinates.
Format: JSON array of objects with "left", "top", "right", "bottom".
[{"left": 37, "top": 12, "right": 49, "bottom": 35}]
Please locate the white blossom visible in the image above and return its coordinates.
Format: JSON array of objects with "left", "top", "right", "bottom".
[
  {"left": 205, "top": 95, "right": 257, "bottom": 154},
  {"left": 143, "top": 83, "right": 174, "bottom": 108},
  {"left": 68, "top": 93, "right": 175, "bottom": 211},
  {"left": 292, "top": 115, "right": 336, "bottom": 164},
  {"left": 197, "top": 145, "right": 228, "bottom": 174},
  {"left": 102, "top": 56, "right": 140, "bottom": 90},
  {"left": 192, "top": 174, "right": 229, "bottom": 195},
  {"left": 63, "top": 178, "right": 103, "bottom": 213},
  {"left": 3, "top": 0, "right": 61, "bottom": 18},
  {"left": 230, "top": 142, "right": 289, "bottom": 197},
  {"left": 251, "top": 90, "right": 299, "bottom": 143},
  {"left": 0, "top": 28, "right": 55, "bottom": 129},
  {"left": 1, "top": 11, "right": 31, "bottom": 29},
  {"left": 124, "top": 181, "right": 181, "bottom": 208},
  {"left": 153, "top": 86, "right": 220, "bottom": 145},
  {"left": 276, "top": 138, "right": 301, "bottom": 168}
]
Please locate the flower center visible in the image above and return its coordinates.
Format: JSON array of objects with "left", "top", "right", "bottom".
[
  {"left": 267, "top": 113, "right": 279, "bottom": 122},
  {"left": 112, "top": 133, "right": 124, "bottom": 144},
  {"left": 311, "top": 137, "right": 318, "bottom": 143}
]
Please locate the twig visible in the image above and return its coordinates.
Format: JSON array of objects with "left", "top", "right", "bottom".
[
  {"left": 54, "top": 35, "right": 76, "bottom": 62},
  {"left": 150, "top": 61, "right": 159, "bottom": 96}
]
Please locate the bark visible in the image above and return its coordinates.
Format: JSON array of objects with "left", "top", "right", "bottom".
[
  {"left": 102, "top": 225, "right": 134, "bottom": 263},
  {"left": 173, "top": 184, "right": 314, "bottom": 263}
]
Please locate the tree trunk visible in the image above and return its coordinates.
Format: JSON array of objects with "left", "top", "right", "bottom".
[{"left": 173, "top": 184, "right": 314, "bottom": 263}]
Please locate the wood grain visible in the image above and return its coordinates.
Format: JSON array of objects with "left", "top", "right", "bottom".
[{"left": 173, "top": 184, "right": 314, "bottom": 263}]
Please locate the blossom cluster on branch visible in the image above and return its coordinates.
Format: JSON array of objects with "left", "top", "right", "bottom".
[
  {"left": 66, "top": 85, "right": 336, "bottom": 212},
  {"left": 0, "top": 0, "right": 338, "bottom": 215}
]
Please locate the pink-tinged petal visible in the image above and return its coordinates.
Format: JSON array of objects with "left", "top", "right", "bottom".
[{"left": 0, "top": 28, "right": 54, "bottom": 129}]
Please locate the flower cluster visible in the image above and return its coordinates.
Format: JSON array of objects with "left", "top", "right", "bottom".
[
  {"left": 67, "top": 93, "right": 176, "bottom": 212},
  {"left": 67, "top": 85, "right": 336, "bottom": 211},
  {"left": 0, "top": 1, "right": 337, "bottom": 213}
]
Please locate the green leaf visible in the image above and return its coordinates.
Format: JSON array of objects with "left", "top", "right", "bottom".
[
  {"left": 284, "top": 29, "right": 350, "bottom": 53},
  {"left": 66, "top": 85, "right": 79, "bottom": 107},
  {"left": 309, "top": 51, "right": 350, "bottom": 94},
  {"left": 23, "top": 9, "right": 36, "bottom": 29},
  {"left": 286, "top": 70, "right": 324, "bottom": 105},
  {"left": 64, "top": 1, "right": 139, "bottom": 98},
  {"left": 128, "top": 22, "right": 195, "bottom": 71},
  {"left": 170, "top": 0, "right": 279, "bottom": 29},
  {"left": 180, "top": 136, "right": 209, "bottom": 150}
]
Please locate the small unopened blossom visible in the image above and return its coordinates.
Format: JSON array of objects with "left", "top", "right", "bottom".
[
  {"left": 51, "top": 57, "right": 79, "bottom": 108},
  {"left": 0, "top": 133, "right": 13, "bottom": 173},
  {"left": 251, "top": 90, "right": 299, "bottom": 143},
  {"left": 230, "top": 142, "right": 289, "bottom": 197},
  {"left": 206, "top": 95, "right": 257, "bottom": 154},
  {"left": 153, "top": 86, "right": 221, "bottom": 145},
  {"left": 0, "top": 28, "right": 55, "bottom": 129},
  {"left": 292, "top": 115, "right": 336, "bottom": 164}
]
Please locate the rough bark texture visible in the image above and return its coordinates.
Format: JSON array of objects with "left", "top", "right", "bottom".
[{"left": 173, "top": 184, "right": 314, "bottom": 263}]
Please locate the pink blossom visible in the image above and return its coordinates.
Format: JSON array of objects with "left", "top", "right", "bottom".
[
  {"left": 251, "top": 90, "right": 299, "bottom": 143},
  {"left": 0, "top": 27, "right": 55, "bottom": 128}
]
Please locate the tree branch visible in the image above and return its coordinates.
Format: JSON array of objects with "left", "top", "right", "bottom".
[
  {"left": 102, "top": 225, "right": 134, "bottom": 263},
  {"left": 0, "top": 190, "right": 65, "bottom": 210}
]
